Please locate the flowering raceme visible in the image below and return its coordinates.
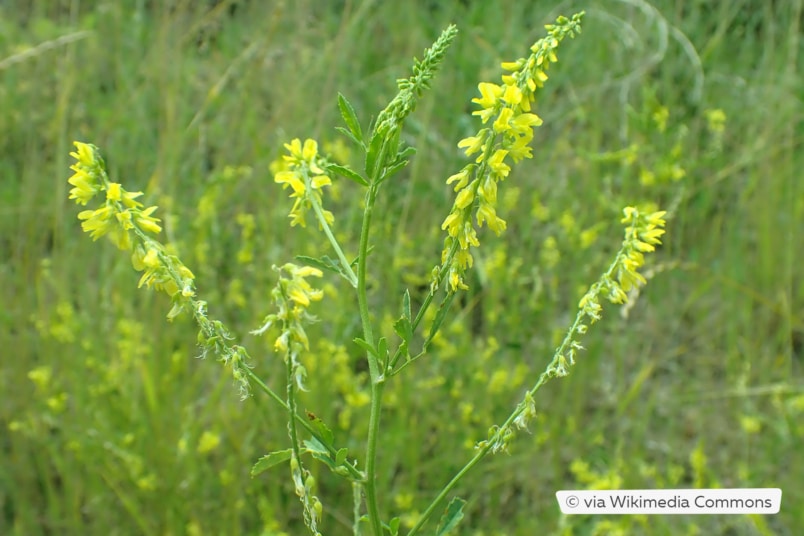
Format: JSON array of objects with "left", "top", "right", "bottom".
[
  {"left": 437, "top": 13, "right": 584, "bottom": 292},
  {"left": 274, "top": 138, "right": 334, "bottom": 228},
  {"left": 67, "top": 141, "right": 194, "bottom": 301}
]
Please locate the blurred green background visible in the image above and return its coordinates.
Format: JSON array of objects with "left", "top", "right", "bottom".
[{"left": 1, "top": 0, "right": 801, "bottom": 534}]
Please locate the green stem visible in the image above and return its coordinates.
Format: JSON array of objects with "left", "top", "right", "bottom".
[
  {"left": 244, "top": 367, "right": 364, "bottom": 481},
  {"left": 285, "top": 339, "right": 303, "bottom": 472},
  {"left": 310, "top": 191, "right": 358, "bottom": 287},
  {"left": 407, "top": 249, "right": 629, "bottom": 534},
  {"left": 357, "top": 183, "right": 384, "bottom": 536},
  {"left": 389, "top": 239, "right": 459, "bottom": 373},
  {"left": 406, "top": 444, "right": 489, "bottom": 536}
]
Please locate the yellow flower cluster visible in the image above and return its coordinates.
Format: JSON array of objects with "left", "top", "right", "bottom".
[
  {"left": 578, "top": 206, "right": 667, "bottom": 322},
  {"left": 252, "top": 263, "right": 324, "bottom": 388},
  {"left": 68, "top": 141, "right": 195, "bottom": 301},
  {"left": 438, "top": 13, "right": 584, "bottom": 292},
  {"left": 274, "top": 138, "right": 334, "bottom": 228},
  {"left": 69, "top": 142, "right": 162, "bottom": 251}
]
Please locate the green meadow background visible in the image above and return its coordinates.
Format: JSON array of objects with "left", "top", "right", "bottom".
[{"left": 2, "top": 0, "right": 801, "bottom": 534}]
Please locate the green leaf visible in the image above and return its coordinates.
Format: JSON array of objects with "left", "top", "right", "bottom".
[
  {"left": 365, "top": 130, "right": 385, "bottom": 179},
  {"left": 377, "top": 337, "right": 388, "bottom": 361},
  {"left": 425, "top": 292, "right": 456, "bottom": 349},
  {"left": 435, "top": 497, "right": 467, "bottom": 535},
  {"left": 377, "top": 159, "right": 409, "bottom": 184},
  {"left": 328, "top": 163, "right": 369, "bottom": 187},
  {"left": 353, "top": 337, "right": 378, "bottom": 358},
  {"left": 393, "top": 317, "right": 411, "bottom": 342},
  {"left": 335, "top": 126, "right": 363, "bottom": 147},
  {"left": 251, "top": 449, "right": 293, "bottom": 477},
  {"left": 295, "top": 254, "right": 340, "bottom": 275},
  {"left": 385, "top": 517, "right": 400, "bottom": 535},
  {"left": 306, "top": 412, "right": 334, "bottom": 446},
  {"left": 397, "top": 146, "right": 417, "bottom": 160},
  {"left": 350, "top": 245, "right": 374, "bottom": 268},
  {"left": 338, "top": 93, "right": 363, "bottom": 143},
  {"left": 303, "top": 438, "right": 338, "bottom": 471},
  {"left": 402, "top": 289, "right": 411, "bottom": 321},
  {"left": 335, "top": 447, "right": 349, "bottom": 466}
]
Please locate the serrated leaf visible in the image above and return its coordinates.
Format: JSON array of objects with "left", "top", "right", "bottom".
[
  {"left": 295, "top": 254, "right": 342, "bottom": 275},
  {"left": 435, "top": 497, "right": 466, "bottom": 535},
  {"left": 328, "top": 163, "right": 369, "bottom": 187},
  {"left": 306, "top": 412, "right": 334, "bottom": 446},
  {"left": 353, "top": 337, "right": 378, "bottom": 358},
  {"left": 338, "top": 93, "right": 363, "bottom": 142},
  {"left": 251, "top": 449, "right": 293, "bottom": 477},
  {"left": 303, "top": 437, "right": 328, "bottom": 455},
  {"left": 377, "top": 337, "right": 388, "bottom": 360},
  {"left": 393, "top": 317, "right": 411, "bottom": 342}
]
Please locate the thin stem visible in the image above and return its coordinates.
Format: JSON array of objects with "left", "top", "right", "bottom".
[
  {"left": 310, "top": 191, "right": 358, "bottom": 287},
  {"left": 406, "top": 445, "right": 489, "bottom": 536},
  {"left": 389, "top": 239, "right": 460, "bottom": 373},
  {"left": 285, "top": 343, "right": 303, "bottom": 476},
  {"left": 353, "top": 481, "right": 364, "bottom": 536},
  {"left": 244, "top": 367, "right": 364, "bottom": 481},
  {"left": 407, "top": 248, "right": 630, "bottom": 534},
  {"left": 357, "top": 183, "right": 384, "bottom": 536}
]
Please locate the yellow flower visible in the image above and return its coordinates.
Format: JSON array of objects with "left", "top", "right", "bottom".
[
  {"left": 69, "top": 141, "right": 95, "bottom": 167},
  {"left": 106, "top": 182, "right": 123, "bottom": 202},
  {"left": 67, "top": 167, "right": 99, "bottom": 205},
  {"left": 457, "top": 132, "right": 486, "bottom": 158},
  {"left": 135, "top": 206, "right": 162, "bottom": 235}
]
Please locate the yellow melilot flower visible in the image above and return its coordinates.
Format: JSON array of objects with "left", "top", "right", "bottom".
[
  {"left": 69, "top": 141, "right": 95, "bottom": 167},
  {"left": 67, "top": 167, "right": 99, "bottom": 205},
  {"left": 106, "top": 182, "right": 123, "bottom": 201},
  {"left": 274, "top": 138, "right": 334, "bottom": 228}
]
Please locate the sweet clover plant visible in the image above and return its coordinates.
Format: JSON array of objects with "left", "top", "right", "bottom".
[{"left": 68, "top": 12, "right": 667, "bottom": 535}]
